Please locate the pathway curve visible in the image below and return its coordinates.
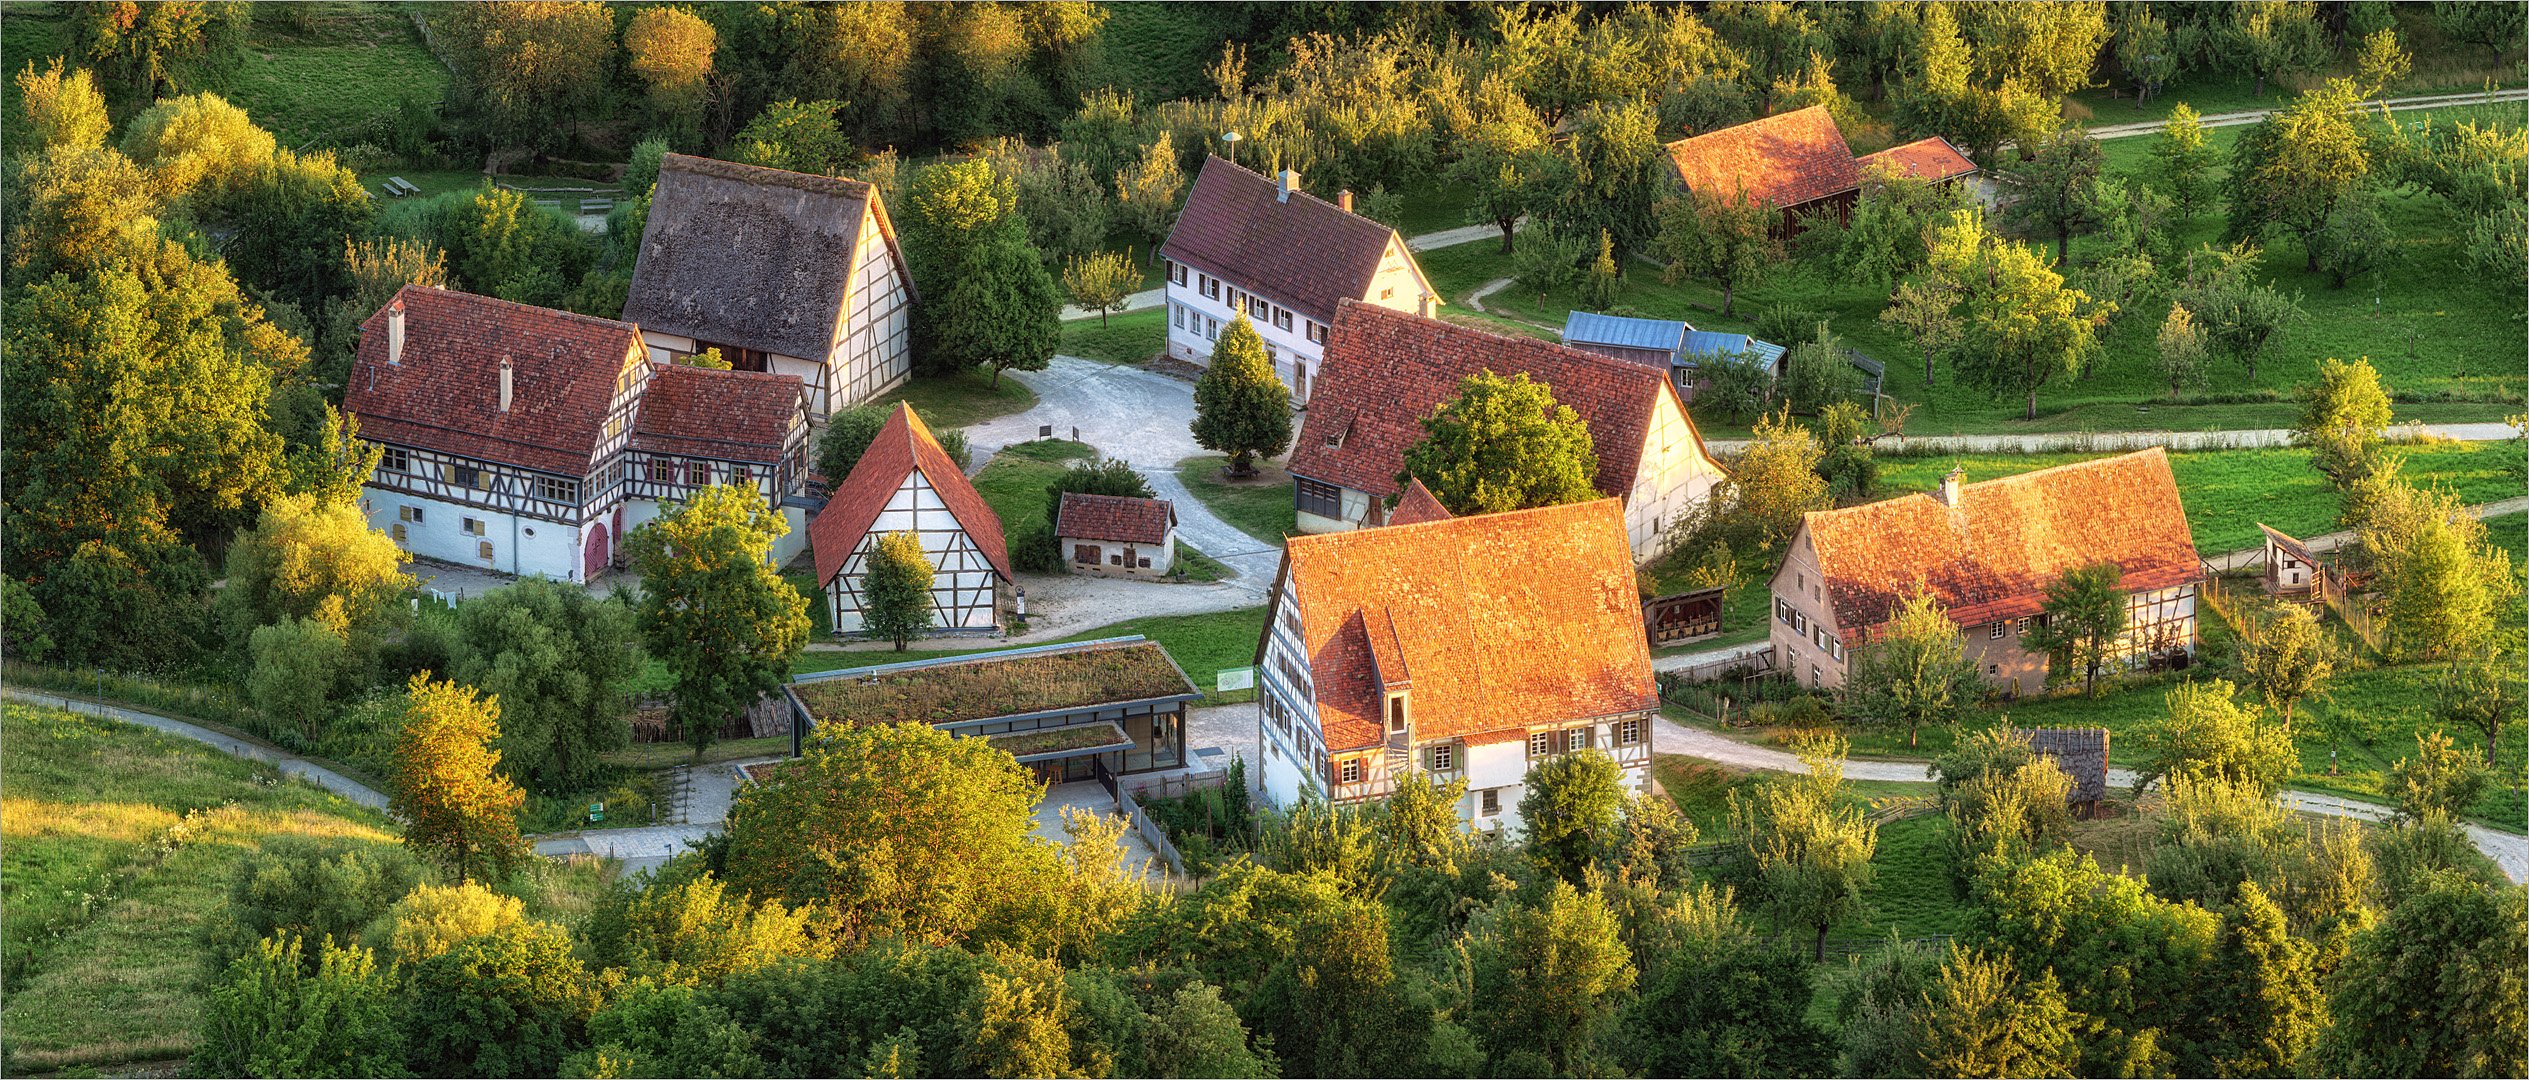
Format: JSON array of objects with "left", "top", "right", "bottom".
[
  {"left": 1648, "top": 711, "right": 2527, "bottom": 882},
  {"left": 2085, "top": 87, "right": 2527, "bottom": 140},
  {"left": 1462, "top": 276, "right": 1515, "bottom": 314},
  {"left": 1704, "top": 421, "right": 2519, "bottom": 456},
  {"left": 3, "top": 686, "right": 391, "bottom": 811}
]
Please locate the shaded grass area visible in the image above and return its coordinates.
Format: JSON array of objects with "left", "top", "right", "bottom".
[
  {"left": 1070, "top": 1, "right": 1241, "bottom": 104},
  {"left": 0, "top": 703, "right": 401, "bottom": 1072},
  {"left": 1656, "top": 757, "right": 1966, "bottom": 941},
  {"left": 873, "top": 368, "right": 1040, "bottom": 431},
  {"left": 1874, "top": 441, "right": 2524, "bottom": 556},
  {"left": 208, "top": 2, "right": 448, "bottom": 149},
  {"left": 1176, "top": 456, "right": 1298, "bottom": 545},
  {"left": 1418, "top": 104, "right": 2525, "bottom": 439},
  {"left": 793, "top": 606, "right": 1269, "bottom": 705},
  {"left": 2065, "top": 6, "right": 2525, "bottom": 128},
  {"left": 600, "top": 734, "right": 792, "bottom": 770},
  {"left": 1061, "top": 305, "right": 1166, "bottom": 364},
  {"left": 972, "top": 439, "right": 1097, "bottom": 555},
  {"left": 1172, "top": 539, "right": 1233, "bottom": 583}
]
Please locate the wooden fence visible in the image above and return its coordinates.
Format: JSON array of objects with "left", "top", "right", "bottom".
[{"left": 1098, "top": 759, "right": 1191, "bottom": 877}]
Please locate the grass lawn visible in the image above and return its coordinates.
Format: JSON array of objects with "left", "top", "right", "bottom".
[
  {"left": 0, "top": 702, "right": 402, "bottom": 1073},
  {"left": 972, "top": 439, "right": 1096, "bottom": 553},
  {"left": 1176, "top": 456, "right": 1298, "bottom": 545},
  {"left": 793, "top": 605, "right": 1269, "bottom": 704},
  {"left": 209, "top": 2, "right": 449, "bottom": 150},
  {"left": 1388, "top": 174, "right": 1485, "bottom": 238},
  {"left": 600, "top": 734, "right": 793, "bottom": 770},
  {"left": 1061, "top": 305, "right": 1166, "bottom": 363},
  {"left": 1070, "top": 1, "right": 1241, "bottom": 104},
  {"left": 2064, "top": 6, "right": 2525, "bottom": 127},
  {"left": 1657, "top": 756, "right": 1967, "bottom": 942},
  {"left": 1173, "top": 539, "right": 1233, "bottom": 582},
  {"left": 1874, "top": 440, "right": 2525, "bottom": 557},
  {"left": 1419, "top": 103, "right": 2525, "bottom": 439},
  {"left": 873, "top": 368, "right": 1040, "bottom": 431}
]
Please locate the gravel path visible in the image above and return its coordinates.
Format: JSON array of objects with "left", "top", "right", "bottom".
[
  {"left": 1463, "top": 276, "right": 1515, "bottom": 313},
  {"left": 1704, "top": 421, "right": 2519, "bottom": 456},
  {"left": 5, "top": 686, "right": 390, "bottom": 810},
  {"left": 2084, "top": 87, "right": 2527, "bottom": 140}
]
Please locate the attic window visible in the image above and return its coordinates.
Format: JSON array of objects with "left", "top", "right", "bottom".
[{"left": 1324, "top": 427, "right": 1345, "bottom": 449}]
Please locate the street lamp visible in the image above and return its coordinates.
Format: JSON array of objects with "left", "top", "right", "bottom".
[{"left": 1220, "top": 130, "right": 1242, "bottom": 166}]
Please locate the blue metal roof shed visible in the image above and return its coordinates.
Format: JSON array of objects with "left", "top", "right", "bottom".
[
  {"left": 1561, "top": 311, "right": 1691, "bottom": 354},
  {"left": 1679, "top": 330, "right": 1786, "bottom": 371}
]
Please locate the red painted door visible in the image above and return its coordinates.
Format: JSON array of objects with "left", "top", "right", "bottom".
[{"left": 584, "top": 521, "right": 609, "bottom": 581}]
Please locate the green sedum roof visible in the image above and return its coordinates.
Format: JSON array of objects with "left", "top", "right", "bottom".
[{"left": 791, "top": 642, "right": 1193, "bottom": 728}]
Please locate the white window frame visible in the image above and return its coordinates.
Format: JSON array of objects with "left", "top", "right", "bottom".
[
  {"left": 1429, "top": 743, "right": 1454, "bottom": 771},
  {"left": 1306, "top": 320, "right": 1327, "bottom": 344},
  {"left": 381, "top": 447, "right": 409, "bottom": 473},
  {"left": 1617, "top": 718, "right": 1644, "bottom": 746},
  {"left": 1339, "top": 758, "right": 1361, "bottom": 784}
]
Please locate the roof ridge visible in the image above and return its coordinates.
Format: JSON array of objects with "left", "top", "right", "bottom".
[
  {"left": 1196, "top": 154, "right": 1395, "bottom": 235},
  {"left": 398, "top": 283, "right": 641, "bottom": 336},
  {"left": 659, "top": 151, "right": 875, "bottom": 198},
  {"left": 1663, "top": 103, "right": 1836, "bottom": 150},
  {"left": 1337, "top": 300, "right": 1666, "bottom": 384},
  {"left": 1946, "top": 446, "right": 2168, "bottom": 492}
]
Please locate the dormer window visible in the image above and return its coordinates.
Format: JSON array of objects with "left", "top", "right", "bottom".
[{"left": 1387, "top": 692, "right": 1408, "bottom": 733}]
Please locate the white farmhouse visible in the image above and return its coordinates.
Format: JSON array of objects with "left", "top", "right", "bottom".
[
  {"left": 1254, "top": 499, "right": 1659, "bottom": 827},
  {"left": 1158, "top": 156, "right": 1440, "bottom": 404},
  {"left": 1285, "top": 302, "right": 1730, "bottom": 564},
  {"left": 623, "top": 153, "right": 914, "bottom": 419},
  {"left": 344, "top": 286, "right": 820, "bottom": 583},
  {"left": 809, "top": 404, "right": 1012, "bottom": 636}
]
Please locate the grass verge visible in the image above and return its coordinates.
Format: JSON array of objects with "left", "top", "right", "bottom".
[
  {"left": 873, "top": 368, "right": 1040, "bottom": 430},
  {"left": 1176, "top": 456, "right": 1298, "bottom": 546},
  {"left": 1061, "top": 305, "right": 1166, "bottom": 364}
]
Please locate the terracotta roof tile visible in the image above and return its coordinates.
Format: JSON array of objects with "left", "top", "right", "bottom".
[
  {"left": 343, "top": 286, "right": 642, "bottom": 476},
  {"left": 1386, "top": 478, "right": 1453, "bottom": 526},
  {"left": 1281, "top": 499, "right": 1654, "bottom": 750},
  {"left": 624, "top": 153, "right": 909, "bottom": 361},
  {"left": 1054, "top": 492, "right": 1175, "bottom": 546},
  {"left": 1857, "top": 137, "right": 1979, "bottom": 183},
  {"left": 809, "top": 404, "right": 1011, "bottom": 585},
  {"left": 631, "top": 363, "right": 806, "bottom": 464},
  {"left": 1288, "top": 302, "right": 1673, "bottom": 501},
  {"left": 1159, "top": 156, "right": 1404, "bottom": 323},
  {"left": 1802, "top": 449, "right": 2203, "bottom": 635},
  {"left": 1664, "top": 105, "right": 1861, "bottom": 208}
]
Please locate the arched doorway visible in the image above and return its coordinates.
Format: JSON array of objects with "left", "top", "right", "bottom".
[{"left": 584, "top": 522, "right": 610, "bottom": 582}]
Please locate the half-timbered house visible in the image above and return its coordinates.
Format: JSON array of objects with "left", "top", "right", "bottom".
[
  {"left": 1769, "top": 450, "right": 2205, "bottom": 695},
  {"left": 1159, "top": 156, "right": 1442, "bottom": 404},
  {"left": 1287, "top": 301, "right": 1729, "bottom": 564},
  {"left": 1254, "top": 499, "right": 1658, "bottom": 828},
  {"left": 623, "top": 153, "right": 914, "bottom": 418},
  {"left": 622, "top": 362, "right": 816, "bottom": 567},
  {"left": 810, "top": 404, "right": 1011, "bottom": 635},
  {"left": 345, "top": 286, "right": 650, "bottom": 582}
]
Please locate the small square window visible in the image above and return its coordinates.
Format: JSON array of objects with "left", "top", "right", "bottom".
[
  {"left": 2014, "top": 616, "right": 2031, "bottom": 635},
  {"left": 1990, "top": 622, "right": 2007, "bottom": 640},
  {"left": 1430, "top": 744, "right": 1454, "bottom": 771},
  {"left": 1528, "top": 732, "right": 1551, "bottom": 758},
  {"left": 1565, "top": 728, "right": 1591, "bottom": 752},
  {"left": 381, "top": 447, "right": 409, "bottom": 473},
  {"left": 1480, "top": 788, "right": 1500, "bottom": 815},
  {"left": 1618, "top": 719, "right": 1644, "bottom": 746},
  {"left": 1273, "top": 307, "right": 1293, "bottom": 331},
  {"left": 1137, "top": 557, "right": 1151, "bottom": 568},
  {"left": 1306, "top": 321, "right": 1327, "bottom": 344},
  {"left": 1379, "top": 287, "right": 1394, "bottom": 300},
  {"left": 463, "top": 517, "right": 485, "bottom": 537},
  {"left": 1340, "top": 759, "right": 1361, "bottom": 784}
]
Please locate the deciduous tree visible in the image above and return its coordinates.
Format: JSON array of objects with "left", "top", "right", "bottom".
[
  {"left": 1399, "top": 370, "right": 1600, "bottom": 516},
  {"left": 1656, "top": 187, "right": 1780, "bottom": 316},
  {"left": 730, "top": 98, "right": 854, "bottom": 175},
  {"left": 1464, "top": 880, "right": 1635, "bottom": 1074},
  {"left": 2128, "top": 679, "right": 2299, "bottom": 797},
  {"left": 1922, "top": 210, "right": 2111, "bottom": 420},
  {"left": 1846, "top": 588, "right": 1982, "bottom": 748},
  {"left": 2237, "top": 602, "right": 2335, "bottom": 726},
  {"left": 2154, "top": 302, "right": 2211, "bottom": 401},
  {"left": 433, "top": 1, "right": 616, "bottom": 158},
  {"left": 1881, "top": 277, "right": 1961, "bottom": 388},
  {"left": 2227, "top": 79, "right": 2372, "bottom": 272},
  {"left": 1731, "top": 736, "right": 1878, "bottom": 960},
  {"left": 214, "top": 493, "right": 413, "bottom": 657},
  {"left": 1998, "top": 125, "right": 2105, "bottom": 266},
  {"left": 624, "top": 6, "right": 718, "bottom": 142},
  {"left": 2147, "top": 104, "right": 2218, "bottom": 221},
  {"left": 2226, "top": 1, "right": 2326, "bottom": 98},
  {"left": 2390, "top": 729, "right": 2488, "bottom": 820},
  {"left": 195, "top": 933, "right": 404, "bottom": 1079},
  {"left": 627, "top": 484, "right": 811, "bottom": 757},
  {"left": 390, "top": 674, "right": 529, "bottom": 884},
  {"left": 1189, "top": 316, "right": 1293, "bottom": 479},
  {"left": 2292, "top": 356, "right": 2396, "bottom": 491},
  {"left": 248, "top": 616, "right": 349, "bottom": 741},
  {"left": 1060, "top": 250, "right": 1138, "bottom": 327},
  {"left": 1722, "top": 407, "right": 1828, "bottom": 546},
  {"left": 2021, "top": 561, "right": 2127, "bottom": 695},
  {"left": 450, "top": 579, "right": 642, "bottom": 792},
  {"left": 1521, "top": 749, "right": 1627, "bottom": 885},
  {"left": 2321, "top": 869, "right": 2529, "bottom": 1077},
  {"left": 1115, "top": 132, "right": 1184, "bottom": 251},
  {"left": 861, "top": 531, "right": 936, "bottom": 650},
  {"left": 1909, "top": 948, "right": 2079, "bottom": 1079},
  {"left": 2435, "top": 646, "right": 2526, "bottom": 768}
]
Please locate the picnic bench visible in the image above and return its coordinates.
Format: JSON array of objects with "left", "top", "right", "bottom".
[{"left": 381, "top": 176, "right": 422, "bottom": 198}]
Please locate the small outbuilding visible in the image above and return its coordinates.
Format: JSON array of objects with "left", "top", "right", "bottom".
[
  {"left": 2016, "top": 727, "right": 2111, "bottom": 818},
  {"left": 1055, "top": 492, "right": 1178, "bottom": 578}
]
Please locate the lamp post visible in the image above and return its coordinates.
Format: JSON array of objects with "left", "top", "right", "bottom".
[{"left": 1220, "top": 130, "right": 1242, "bottom": 167}]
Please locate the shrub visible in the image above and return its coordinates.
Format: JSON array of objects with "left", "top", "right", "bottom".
[
  {"left": 208, "top": 836, "right": 426, "bottom": 970},
  {"left": 380, "top": 881, "right": 528, "bottom": 967},
  {"left": 195, "top": 934, "right": 404, "bottom": 1078}
]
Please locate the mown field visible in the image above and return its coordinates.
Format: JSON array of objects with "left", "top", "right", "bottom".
[
  {"left": 1421, "top": 103, "right": 2527, "bottom": 440},
  {"left": 0, "top": 703, "right": 402, "bottom": 1072}
]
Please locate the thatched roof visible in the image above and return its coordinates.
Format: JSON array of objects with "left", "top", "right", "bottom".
[{"left": 624, "top": 153, "right": 907, "bottom": 361}]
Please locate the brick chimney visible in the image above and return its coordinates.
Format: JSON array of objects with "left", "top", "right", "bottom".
[
  {"left": 499, "top": 355, "right": 514, "bottom": 413},
  {"left": 1338, "top": 188, "right": 1354, "bottom": 212},
  {"left": 1276, "top": 168, "right": 1301, "bottom": 202},
  {"left": 1937, "top": 465, "right": 1965, "bottom": 507},
  {"left": 386, "top": 298, "right": 405, "bottom": 365}
]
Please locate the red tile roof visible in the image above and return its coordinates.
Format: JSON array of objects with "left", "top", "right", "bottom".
[
  {"left": 1054, "top": 492, "right": 1175, "bottom": 546},
  {"left": 1799, "top": 449, "right": 2203, "bottom": 635},
  {"left": 344, "top": 286, "right": 643, "bottom": 476},
  {"left": 631, "top": 363, "right": 806, "bottom": 464},
  {"left": 1159, "top": 156, "right": 1410, "bottom": 323},
  {"left": 1857, "top": 136, "right": 1979, "bottom": 183},
  {"left": 809, "top": 404, "right": 1011, "bottom": 585},
  {"left": 1386, "top": 478, "right": 1453, "bottom": 526},
  {"left": 1288, "top": 301, "right": 1673, "bottom": 502},
  {"left": 1276, "top": 499, "right": 1655, "bottom": 750},
  {"left": 1664, "top": 106, "right": 1861, "bottom": 209}
]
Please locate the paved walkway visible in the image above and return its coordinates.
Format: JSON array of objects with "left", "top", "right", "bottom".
[
  {"left": 1705, "top": 421, "right": 2520, "bottom": 456},
  {"left": 1647, "top": 710, "right": 2528, "bottom": 883},
  {"left": 4, "top": 686, "right": 391, "bottom": 810},
  {"left": 2085, "top": 87, "right": 2527, "bottom": 140}
]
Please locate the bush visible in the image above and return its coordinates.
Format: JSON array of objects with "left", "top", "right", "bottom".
[
  {"left": 401, "top": 918, "right": 601, "bottom": 1077},
  {"left": 380, "top": 881, "right": 529, "bottom": 967},
  {"left": 195, "top": 934, "right": 404, "bottom": 1078},
  {"left": 208, "top": 836, "right": 427, "bottom": 970},
  {"left": 1755, "top": 305, "right": 1831, "bottom": 348}
]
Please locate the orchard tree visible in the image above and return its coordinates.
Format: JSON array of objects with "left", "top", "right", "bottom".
[
  {"left": 2113, "top": 7, "right": 2177, "bottom": 103},
  {"left": 1842, "top": 163, "right": 1973, "bottom": 288},
  {"left": 2237, "top": 602, "right": 2335, "bottom": 726},
  {"left": 2226, "top": 1, "right": 2327, "bottom": 98},
  {"left": 1724, "top": 407, "right": 1829, "bottom": 546},
  {"left": 627, "top": 484, "right": 811, "bottom": 757},
  {"left": 247, "top": 617, "right": 349, "bottom": 741},
  {"left": 120, "top": 92, "right": 275, "bottom": 201},
  {"left": 2172, "top": 242, "right": 2305, "bottom": 383},
  {"left": 1931, "top": 729, "right": 2074, "bottom": 866},
  {"left": 623, "top": 6, "right": 717, "bottom": 141},
  {"left": 2292, "top": 356, "right": 2395, "bottom": 491},
  {"left": 1998, "top": 125, "right": 2105, "bottom": 266},
  {"left": 390, "top": 675, "right": 529, "bottom": 884},
  {"left": 1399, "top": 370, "right": 1600, "bottom": 516},
  {"left": 1922, "top": 211, "right": 2111, "bottom": 420},
  {"left": 2359, "top": 481, "right": 2519, "bottom": 662},
  {"left": 2202, "top": 882, "right": 2328, "bottom": 1078},
  {"left": 933, "top": 224, "right": 1060, "bottom": 387},
  {"left": 1189, "top": 316, "right": 1292, "bottom": 478},
  {"left": 861, "top": 532, "right": 936, "bottom": 651},
  {"left": 729, "top": 99, "right": 854, "bottom": 176},
  {"left": 1845, "top": 588, "right": 1982, "bottom": 748},
  {"left": 1521, "top": 749, "right": 1628, "bottom": 885},
  {"left": 2227, "top": 79, "right": 2372, "bottom": 273},
  {"left": 1880, "top": 277, "right": 1961, "bottom": 388},
  {"left": 1115, "top": 132, "right": 1184, "bottom": 251},
  {"left": 1656, "top": 188, "right": 1781, "bottom": 316},
  {"left": 71, "top": 0, "right": 247, "bottom": 99},
  {"left": 1731, "top": 736, "right": 1878, "bottom": 961},
  {"left": 2390, "top": 729, "right": 2489, "bottom": 820},
  {"left": 720, "top": 719, "right": 1058, "bottom": 946},
  {"left": 2435, "top": 0, "right": 2529, "bottom": 60},
  {"left": 1060, "top": 250, "right": 1138, "bottom": 327},
  {"left": 2128, "top": 679, "right": 2299, "bottom": 797},
  {"left": 1546, "top": 98, "right": 1668, "bottom": 261},
  {"left": 1908, "top": 949, "right": 2080, "bottom": 1079},
  {"left": 1581, "top": 229, "right": 1623, "bottom": 309},
  {"left": 2321, "top": 869, "right": 2528, "bottom": 1077},
  {"left": 2021, "top": 562, "right": 2126, "bottom": 696},
  {"left": 2154, "top": 303, "right": 2212, "bottom": 400},
  {"left": 2436, "top": 647, "right": 2526, "bottom": 768},
  {"left": 1464, "top": 881, "right": 1636, "bottom": 1073},
  {"left": 450, "top": 579, "right": 643, "bottom": 792},
  {"left": 1447, "top": 73, "right": 1551, "bottom": 252},
  {"left": 2148, "top": 104, "right": 2219, "bottom": 221}
]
